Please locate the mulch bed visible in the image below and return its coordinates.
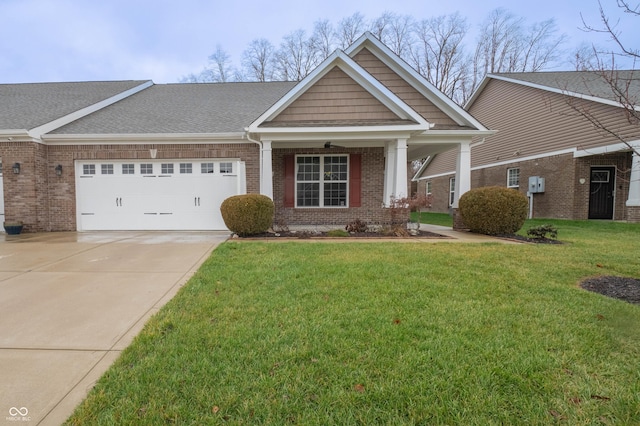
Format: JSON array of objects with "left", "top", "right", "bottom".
[
  {"left": 234, "top": 229, "right": 450, "bottom": 239},
  {"left": 580, "top": 276, "right": 640, "bottom": 304}
]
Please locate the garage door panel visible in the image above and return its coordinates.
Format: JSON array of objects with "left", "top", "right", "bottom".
[{"left": 76, "top": 160, "right": 243, "bottom": 231}]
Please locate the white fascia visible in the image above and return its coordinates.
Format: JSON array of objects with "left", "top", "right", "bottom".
[
  {"left": 574, "top": 139, "right": 640, "bottom": 157},
  {"left": 419, "top": 147, "right": 579, "bottom": 180},
  {"left": 346, "top": 32, "right": 489, "bottom": 131},
  {"left": 247, "top": 50, "right": 428, "bottom": 133},
  {"left": 28, "top": 80, "right": 154, "bottom": 138},
  {"left": 42, "top": 132, "right": 246, "bottom": 145}
]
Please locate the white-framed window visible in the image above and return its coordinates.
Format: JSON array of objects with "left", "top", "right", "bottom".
[
  {"left": 83, "top": 164, "right": 96, "bottom": 175},
  {"left": 426, "top": 181, "right": 432, "bottom": 195},
  {"left": 507, "top": 168, "right": 520, "bottom": 188},
  {"left": 180, "top": 163, "right": 192, "bottom": 174},
  {"left": 201, "top": 163, "right": 214, "bottom": 174},
  {"left": 101, "top": 164, "right": 114, "bottom": 175},
  {"left": 140, "top": 163, "right": 153, "bottom": 175},
  {"left": 296, "top": 155, "right": 348, "bottom": 207},
  {"left": 122, "top": 164, "right": 135, "bottom": 175},
  {"left": 220, "top": 162, "right": 233, "bottom": 174},
  {"left": 449, "top": 177, "right": 456, "bottom": 206},
  {"left": 161, "top": 163, "right": 174, "bottom": 174}
]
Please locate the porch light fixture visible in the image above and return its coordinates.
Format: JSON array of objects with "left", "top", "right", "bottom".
[
  {"left": 55, "top": 164, "right": 63, "bottom": 176},
  {"left": 12, "top": 162, "right": 20, "bottom": 174}
]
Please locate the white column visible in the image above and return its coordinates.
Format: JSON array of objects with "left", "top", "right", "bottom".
[
  {"left": 393, "top": 138, "right": 408, "bottom": 200},
  {"left": 452, "top": 141, "right": 471, "bottom": 208},
  {"left": 260, "top": 140, "right": 273, "bottom": 199},
  {"left": 627, "top": 150, "right": 640, "bottom": 206},
  {"left": 383, "top": 141, "right": 397, "bottom": 206}
]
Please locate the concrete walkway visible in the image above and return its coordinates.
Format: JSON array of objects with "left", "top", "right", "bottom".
[{"left": 0, "top": 231, "right": 228, "bottom": 426}]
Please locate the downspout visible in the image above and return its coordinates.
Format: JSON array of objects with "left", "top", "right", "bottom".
[{"left": 243, "top": 128, "right": 263, "bottom": 193}]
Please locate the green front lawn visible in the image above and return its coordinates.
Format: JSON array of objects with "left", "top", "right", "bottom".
[{"left": 67, "top": 221, "right": 640, "bottom": 425}]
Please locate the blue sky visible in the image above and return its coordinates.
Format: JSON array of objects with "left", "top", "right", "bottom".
[{"left": 0, "top": 0, "right": 635, "bottom": 84}]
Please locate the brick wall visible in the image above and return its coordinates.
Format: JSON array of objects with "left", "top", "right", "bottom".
[
  {"left": 2, "top": 142, "right": 260, "bottom": 232},
  {"left": 272, "top": 147, "right": 398, "bottom": 226},
  {"left": 419, "top": 152, "right": 634, "bottom": 221}
]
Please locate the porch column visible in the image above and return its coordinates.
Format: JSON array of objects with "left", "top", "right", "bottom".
[
  {"left": 383, "top": 141, "right": 397, "bottom": 206},
  {"left": 260, "top": 140, "right": 273, "bottom": 199},
  {"left": 626, "top": 150, "right": 640, "bottom": 206},
  {"left": 452, "top": 141, "right": 471, "bottom": 208},
  {"left": 393, "top": 138, "right": 408, "bottom": 200}
]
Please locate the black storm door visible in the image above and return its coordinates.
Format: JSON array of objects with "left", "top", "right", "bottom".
[{"left": 588, "top": 167, "right": 615, "bottom": 219}]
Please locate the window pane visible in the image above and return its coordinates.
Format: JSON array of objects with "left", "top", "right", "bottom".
[
  {"left": 140, "top": 163, "right": 153, "bottom": 175},
  {"left": 161, "top": 163, "right": 174, "bottom": 174},
  {"left": 296, "top": 157, "right": 320, "bottom": 181},
  {"left": 591, "top": 170, "right": 610, "bottom": 183},
  {"left": 324, "top": 156, "right": 347, "bottom": 181},
  {"left": 201, "top": 163, "right": 214, "bottom": 174},
  {"left": 296, "top": 183, "right": 319, "bottom": 206},
  {"left": 122, "top": 164, "right": 134, "bottom": 174},
  {"left": 507, "top": 168, "right": 520, "bottom": 187},
  {"left": 324, "top": 182, "right": 347, "bottom": 206},
  {"left": 83, "top": 164, "right": 95, "bottom": 175},
  {"left": 180, "top": 163, "right": 192, "bottom": 174},
  {"left": 220, "top": 162, "right": 233, "bottom": 173}
]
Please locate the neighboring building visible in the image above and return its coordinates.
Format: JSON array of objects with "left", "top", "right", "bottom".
[
  {"left": 0, "top": 33, "right": 490, "bottom": 233},
  {"left": 416, "top": 70, "right": 640, "bottom": 222}
]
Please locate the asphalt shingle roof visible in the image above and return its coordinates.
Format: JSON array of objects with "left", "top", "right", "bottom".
[
  {"left": 0, "top": 80, "right": 150, "bottom": 130},
  {"left": 494, "top": 70, "right": 640, "bottom": 104},
  {"left": 50, "top": 82, "right": 297, "bottom": 134}
]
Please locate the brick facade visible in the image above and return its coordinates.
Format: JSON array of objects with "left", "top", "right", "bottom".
[
  {"left": 272, "top": 147, "right": 398, "bottom": 227},
  {"left": 419, "top": 152, "right": 636, "bottom": 222},
  {"left": 2, "top": 142, "right": 260, "bottom": 232}
]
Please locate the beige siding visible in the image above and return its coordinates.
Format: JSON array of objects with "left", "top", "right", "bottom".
[
  {"left": 423, "top": 149, "right": 458, "bottom": 176},
  {"left": 269, "top": 67, "right": 399, "bottom": 123},
  {"left": 468, "top": 79, "right": 640, "bottom": 167},
  {"left": 353, "top": 48, "right": 459, "bottom": 127}
]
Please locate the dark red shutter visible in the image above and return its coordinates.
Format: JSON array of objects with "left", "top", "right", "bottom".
[
  {"left": 349, "top": 154, "right": 362, "bottom": 207},
  {"left": 284, "top": 155, "right": 295, "bottom": 207}
]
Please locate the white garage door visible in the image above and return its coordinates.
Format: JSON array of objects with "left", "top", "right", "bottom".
[{"left": 75, "top": 159, "right": 246, "bottom": 231}]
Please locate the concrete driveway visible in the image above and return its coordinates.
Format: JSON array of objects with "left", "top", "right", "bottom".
[{"left": 0, "top": 231, "right": 228, "bottom": 426}]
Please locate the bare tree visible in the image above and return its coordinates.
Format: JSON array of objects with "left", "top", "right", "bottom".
[
  {"left": 207, "top": 45, "right": 235, "bottom": 82},
  {"left": 570, "top": 43, "right": 600, "bottom": 70},
  {"left": 410, "top": 13, "right": 470, "bottom": 104},
  {"left": 242, "top": 38, "right": 276, "bottom": 82},
  {"left": 273, "top": 29, "right": 321, "bottom": 81},
  {"left": 310, "top": 19, "right": 336, "bottom": 61},
  {"left": 569, "top": 0, "right": 640, "bottom": 155},
  {"left": 335, "top": 12, "right": 366, "bottom": 48},
  {"left": 377, "top": 12, "right": 415, "bottom": 58},
  {"left": 469, "top": 8, "right": 565, "bottom": 101}
]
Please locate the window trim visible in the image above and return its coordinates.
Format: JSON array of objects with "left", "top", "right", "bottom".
[
  {"left": 295, "top": 154, "right": 349, "bottom": 208},
  {"left": 507, "top": 167, "right": 520, "bottom": 188},
  {"left": 449, "top": 177, "right": 456, "bottom": 207}
]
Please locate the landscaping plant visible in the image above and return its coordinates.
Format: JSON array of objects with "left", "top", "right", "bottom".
[
  {"left": 220, "top": 194, "right": 274, "bottom": 236},
  {"left": 459, "top": 186, "right": 528, "bottom": 235}
]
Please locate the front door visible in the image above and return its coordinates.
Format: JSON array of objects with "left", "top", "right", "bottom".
[{"left": 588, "top": 167, "right": 615, "bottom": 219}]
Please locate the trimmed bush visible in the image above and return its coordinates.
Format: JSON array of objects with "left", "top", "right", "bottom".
[
  {"left": 459, "top": 186, "right": 528, "bottom": 235},
  {"left": 220, "top": 194, "right": 274, "bottom": 236}
]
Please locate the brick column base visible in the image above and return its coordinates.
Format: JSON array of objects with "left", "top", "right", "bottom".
[
  {"left": 452, "top": 208, "right": 468, "bottom": 231},
  {"left": 626, "top": 206, "right": 640, "bottom": 223}
]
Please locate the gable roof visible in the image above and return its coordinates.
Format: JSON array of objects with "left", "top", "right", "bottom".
[
  {"left": 248, "top": 48, "right": 429, "bottom": 134},
  {"left": 50, "top": 81, "right": 296, "bottom": 135},
  {"left": 467, "top": 70, "right": 640, "bottom": 110},
  {"left": 0, "top": 80, "right": 151, "bottom": 133},
  {"left": 346, "top": 32, "right": 487, "bottom": 131}
]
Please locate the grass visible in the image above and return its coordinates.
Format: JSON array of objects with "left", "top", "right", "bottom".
[{"left": 66, "top": 220, "right": 640, "bottom": 425}]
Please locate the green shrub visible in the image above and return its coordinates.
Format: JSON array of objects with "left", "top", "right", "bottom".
[
  {"left": 459, "top": 186, "right": 528, "bottom": 235},
  {"left": 527, "top": 224, "right": 558, "bottom": 240},
  {"left": 327, "top": 229, "right": 350, "bottom": 237},
  {"left": 220, "top": 194, "right": 274, "bottom": 236}
]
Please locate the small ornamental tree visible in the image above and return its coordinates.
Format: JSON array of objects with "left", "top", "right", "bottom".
[
  {"left": 220, "top": 194, "right": 274, "bottom": 236},
  {"left": 459, "top": 186, "right": 528, "bottom": 235}
]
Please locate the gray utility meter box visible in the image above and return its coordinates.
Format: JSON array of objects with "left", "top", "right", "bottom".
[{"left": 528, "top": 176, "right": 545, "bottom": 193}]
